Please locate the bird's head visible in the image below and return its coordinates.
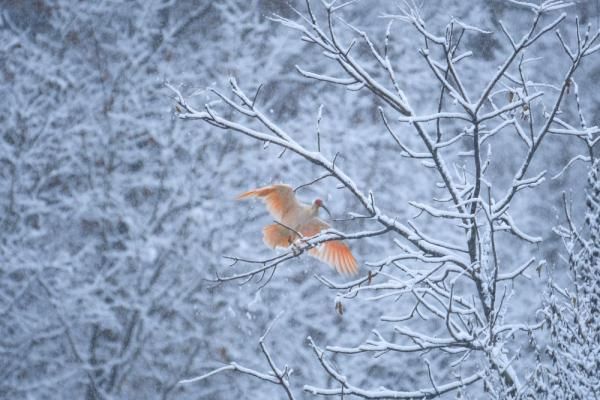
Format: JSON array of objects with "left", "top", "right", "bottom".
[{"left": 313, "top": 198, "right": 331, "bottom": 218}]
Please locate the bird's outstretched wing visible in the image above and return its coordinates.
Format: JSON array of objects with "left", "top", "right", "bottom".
[
  {"left": 237, "top": 184, "right": 300, "bottom": 223},
  {"left": 262, "top": 223, "right": 297, "bottom": 249},
  {"left": 238, "top": 184, "right": 358, "bottom": 275},
  {"left": 299, "top": 218, "right": 359, "bottom": 276}
]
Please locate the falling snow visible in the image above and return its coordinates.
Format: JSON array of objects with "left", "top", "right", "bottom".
[{"left": 2, "top": 1, "right": 600, "bottom": 399}]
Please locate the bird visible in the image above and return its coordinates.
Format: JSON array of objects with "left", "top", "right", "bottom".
[{"left": 237, "top": 184, "right": 359, "bottom": 275}]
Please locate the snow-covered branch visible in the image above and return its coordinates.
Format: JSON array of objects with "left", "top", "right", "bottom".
[{"left": 169, "top": 0, "right": 600, "bottom": 398}]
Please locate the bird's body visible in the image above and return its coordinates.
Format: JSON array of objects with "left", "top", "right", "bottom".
[{"left": 237, "top": 184, "right": 358, "bottom": 275}]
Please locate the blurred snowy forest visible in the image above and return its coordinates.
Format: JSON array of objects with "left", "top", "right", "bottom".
[{"left": 1, "top": 0, "right": 600, "bottom": 399}]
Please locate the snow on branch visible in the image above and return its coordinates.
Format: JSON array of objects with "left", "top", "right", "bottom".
[
  {"left": 305, "top": 337, "right": 483, "bottom": 399},
  {"left": 179, "top": 312, "right": 296, "bottom": 400},
  {"left": 170, "top": 0, "right": 600, "bottom": 397}
]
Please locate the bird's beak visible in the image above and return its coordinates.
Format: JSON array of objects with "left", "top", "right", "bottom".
[{"left": 320, "top": 203, "right": 332, "bottom": 218}]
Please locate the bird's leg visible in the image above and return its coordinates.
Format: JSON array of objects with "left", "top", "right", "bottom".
[
  {"left": 290, "top": 235, "right": 312, "bottom": 256},
  {"left": 290, "top": 240, "right": 303, "bottom": 256},
  {"left": 292, "top": 243, "right": 302, "bottom": 256}
]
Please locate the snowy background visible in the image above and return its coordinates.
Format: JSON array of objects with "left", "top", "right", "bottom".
[{"left": 1, "top": 0, "right": 599, "bottom": 399}]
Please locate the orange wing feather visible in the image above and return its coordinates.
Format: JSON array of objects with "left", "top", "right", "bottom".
[
  {"left": 262, "top": 223, "right": 296, "bottom": 248},
  {"left": 237, "top": 184, "right": 299, "bottom": 223},
  {"left": 300, "top": 218, "right": 359, "bottom": 276},
  {"left": 317, "top": 241, "right": 358, "bottom": 276}
]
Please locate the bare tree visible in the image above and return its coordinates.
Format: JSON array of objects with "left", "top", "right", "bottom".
[
  {"left": 536, "top": 160, "right": 600, "bottom": 399},
  {"left": 170, "top": 0, "right": 600, "bottom": 398},
  {"left": 1, "top": 2, "right": 300, "bottom": 399}
]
